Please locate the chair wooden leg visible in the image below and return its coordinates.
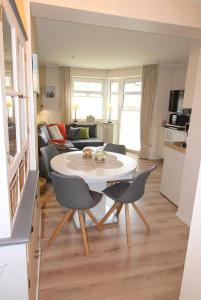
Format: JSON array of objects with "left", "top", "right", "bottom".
[
  {"left": 98, "top": 203, "right": 118, "bottom": 228},
  {"left": 78, "top": 211, "right": 90, "bottom": 256},
  {"left": 125, "top": 204, "right": 131, "bottom": 248},
  {"left": 116, "top": 203, "right": 123, "bottom": 217},
  {"left": 131, "top": 202, "right": 150, "bottom": 232},
  {"left": 68, "top": 210, "right": 75, "bottom": 223},
  {"left": 86, "top": 210, "right": 101, "bottom": 230},
  {"left": 48, "top": 209, "right": 74, "bottom": 245}
]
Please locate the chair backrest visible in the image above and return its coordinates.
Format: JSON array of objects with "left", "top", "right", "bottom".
[
  {"left": 104, "top": 143, "right": 126, "bottom": 155},
  {"left": 121, "top": 165, "right": 157, "bottom": 203},
  {"left": 51, "top": 172, "right": 99, "bottom": 210},
  {"left": 40, "top": 144, "right": 59, "bottom": 180},
  {"left": 38, "top": 124, "right": 51, "bottom": 147}
]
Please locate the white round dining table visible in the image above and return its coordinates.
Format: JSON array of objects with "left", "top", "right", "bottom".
[{"left": 50, "top": 151, "right": 137, "bottom": 228}]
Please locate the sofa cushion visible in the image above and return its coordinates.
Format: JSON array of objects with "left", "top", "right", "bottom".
[
  {"left": 38, "top": 124, "right": 51, "bottom": 146},
  {"left": 67, "top": 123, "right": 97, "bottom": 138},
  {"left": 48, "top": 139, "right": 65, "bottom": 144},
  {"left": 79, "top": 127, "right": 89, "bottom": 139},
  {"left": 48, "top": 125, "right": 64, "bottom": 140},
  {"left": 68, "top": 127, "right": 80, "bottom": 140},
  {"left": 58, "top": 123, "right": 67, "bottom": 139},
  {"left": 72, "top": 138, "right": 104, "bottom": 150}
]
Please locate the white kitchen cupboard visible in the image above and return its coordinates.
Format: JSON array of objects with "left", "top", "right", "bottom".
[
  {"left": 160, "top": 144, "right": 185, "bottom": 206},
  {"left": 0, "top": 1, "right": 39, "bottom": 300},
  {"left": 157, "top": 127, "right": 186, "bottom": 158}
]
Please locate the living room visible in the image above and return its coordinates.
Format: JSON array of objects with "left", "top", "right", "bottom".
[{"left": 32, "top": 2, "right": 191, "bottom": 299}]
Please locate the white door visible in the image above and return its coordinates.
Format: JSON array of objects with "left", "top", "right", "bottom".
[{"left": 119, "top": 80, "right": 142, "bottom": 151}]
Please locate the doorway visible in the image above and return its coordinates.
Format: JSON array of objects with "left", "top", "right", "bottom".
[{"left": 109, "top": 79, "right": 142, "bottom": 151}]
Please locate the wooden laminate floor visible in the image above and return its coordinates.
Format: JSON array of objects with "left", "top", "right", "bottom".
[{"left": 39, "top": 154, "right": 189, "bottom": 300}]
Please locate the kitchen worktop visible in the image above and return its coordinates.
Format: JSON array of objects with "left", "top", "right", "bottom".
[{"left": 165, "top": 142, "right": 186, "bottom": 154}]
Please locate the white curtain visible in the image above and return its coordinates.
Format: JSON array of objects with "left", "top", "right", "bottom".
[
  {"left": 59, "top": 66, "right": 71, "bottom": 123},
  {"left": 138, "top": 64, "right": 157, "bottom": 159}
]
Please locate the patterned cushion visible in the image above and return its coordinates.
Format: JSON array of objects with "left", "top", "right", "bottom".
[{"left": 48, "top": 125, "right": 64, "bottom": 140}]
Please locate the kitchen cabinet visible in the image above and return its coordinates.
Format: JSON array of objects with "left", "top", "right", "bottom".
[
  {"left": 157, "top": 127, "right": 186, "bottom": 158},
  {"left": 160, "top": 143, "right": 185, "bottom": 206},
  {"left": 0, "top": 172, "right": 40, "bottom": 300}
]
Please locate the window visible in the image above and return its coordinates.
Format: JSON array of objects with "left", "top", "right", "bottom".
[
  {"left": 108, "top": 78, "right": 142, "bottom": 151},
  {"left": 72, "top": 78, "right": 105, "bottom": 120}
]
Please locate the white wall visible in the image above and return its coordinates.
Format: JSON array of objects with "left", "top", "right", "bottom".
[
  {"left": 71, "top": 67, "right": 107, "bottom": 79},
  {"left": 38, "top": 65, "right": 61, "bottom": 124},
  {"left": 32, "top": 0, "right": 201, "bottom": 31},
  {"left": 178, "top": 45, "right": 201, "bottom": 226},
  {"left": 179, "top": 162, "right": 201, "bottom": 299},
  {"left": 107, "top": 66, "right": 142, "bottom": 78},
  {"left": 174, "top": 63, "right": 187, "bottom": 90},
  {"left": 148, "top": 63, "right": 187, "bottom": 159}
]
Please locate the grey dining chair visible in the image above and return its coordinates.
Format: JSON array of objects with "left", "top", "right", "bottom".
[
  {"left": 49, "top": 172, "right": 103, "bottom": 256},
  {"left": 104, "top": 143, "right": 126, "bottom": 155},
  {"left": 40, "top": 144, "right": 59, "bottom": 181},
  {"left": 98, "top": 165, "right": 157, "bottom": 247}
]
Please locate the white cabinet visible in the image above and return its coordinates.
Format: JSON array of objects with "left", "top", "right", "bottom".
[
  {"left": 157, "top": 127, "right": 186, "bottom": 158},
  {"left": 160, "top": 145, "right": 185, "bottom": 206},
  {"left": 97, "top": 122, "right": 117, "bottom": 144},
  {"left": 165, "top": 128, "right": 186, "bottom": 142}
]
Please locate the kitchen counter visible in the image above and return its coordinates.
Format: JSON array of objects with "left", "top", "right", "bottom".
[{"left": 165, "top": 141, "right": 186, "bottom": 154}]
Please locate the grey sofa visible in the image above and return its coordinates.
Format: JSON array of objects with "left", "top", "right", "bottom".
[
  {"left": 66, "top": 123, "right": 104, "bottom": 150},
  {"left": 38, "top": 123, "right": 104, "bottom": 151}
]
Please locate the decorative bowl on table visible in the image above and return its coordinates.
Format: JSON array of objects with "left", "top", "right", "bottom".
[
  {"left": 82, "top": 148, "right": 92, "bottom": 159},
  {"left": 95, "top": 149, "right": 106, "bottom": 163}
]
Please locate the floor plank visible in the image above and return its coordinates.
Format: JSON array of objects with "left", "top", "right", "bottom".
[{"left": 39, "top": 154, "right": 189, "bottom": 300}]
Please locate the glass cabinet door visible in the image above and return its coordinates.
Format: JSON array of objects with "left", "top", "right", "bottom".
[
  {"left": 2, "top": 9, "right": 28, "bottom": 164},
  {"left": 2, "top": 11, "right": 18, "bottom": 163},
  {"left": 2, "top": 12, "right": 14, "bottom": 90}
]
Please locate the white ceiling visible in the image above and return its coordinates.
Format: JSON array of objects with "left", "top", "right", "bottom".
[{"left": 33, "top": 17, "right": 192, "bottom": 69}]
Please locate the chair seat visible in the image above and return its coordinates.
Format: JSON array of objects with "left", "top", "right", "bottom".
[{"left": 103, "top": 181, "right": 130, "bottom": 202}]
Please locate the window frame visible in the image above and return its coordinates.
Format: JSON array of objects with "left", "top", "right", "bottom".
[
  {"left": 108, "top": 77, "right": 142, "bottom": 120},
  {"left": 71, "top": 77, "right": 106, "bottom": 122}
]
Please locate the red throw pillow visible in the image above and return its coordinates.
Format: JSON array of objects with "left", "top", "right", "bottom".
[
  {"left": 58, "top": 123, "right": 67, "bottom": 139},
  {"left": 48, "top": 123, "right": 67, "bottom": 139},
  {"left": 48, "top": 139, "right": 65, "bottom": 144}
]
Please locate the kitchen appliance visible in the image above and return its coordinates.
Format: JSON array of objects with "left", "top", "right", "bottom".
[
  {"left": 168, "top": 90, "right": 184, "bottom": 113},
  {"left": 169, "top": 113, "right": 190, "bottom": 126}
]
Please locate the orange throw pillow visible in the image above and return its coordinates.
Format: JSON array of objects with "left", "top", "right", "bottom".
[{"left": 58, "top": 123, "right": 67, "bottom": 139}]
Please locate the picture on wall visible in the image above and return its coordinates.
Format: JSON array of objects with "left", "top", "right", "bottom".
[{"left": 45, "top": 86, "right": 56, "bottom": 98}]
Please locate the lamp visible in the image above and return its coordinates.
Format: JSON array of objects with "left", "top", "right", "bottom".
[
  {"left": 107, "top": 103, "right": 113, "bottom": 123},
  {"left": 73, "top": 103, "right": 79, "bottom": 122},
  {"left": 6, "top": 98, "right": 12, "bottom": 108}
]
